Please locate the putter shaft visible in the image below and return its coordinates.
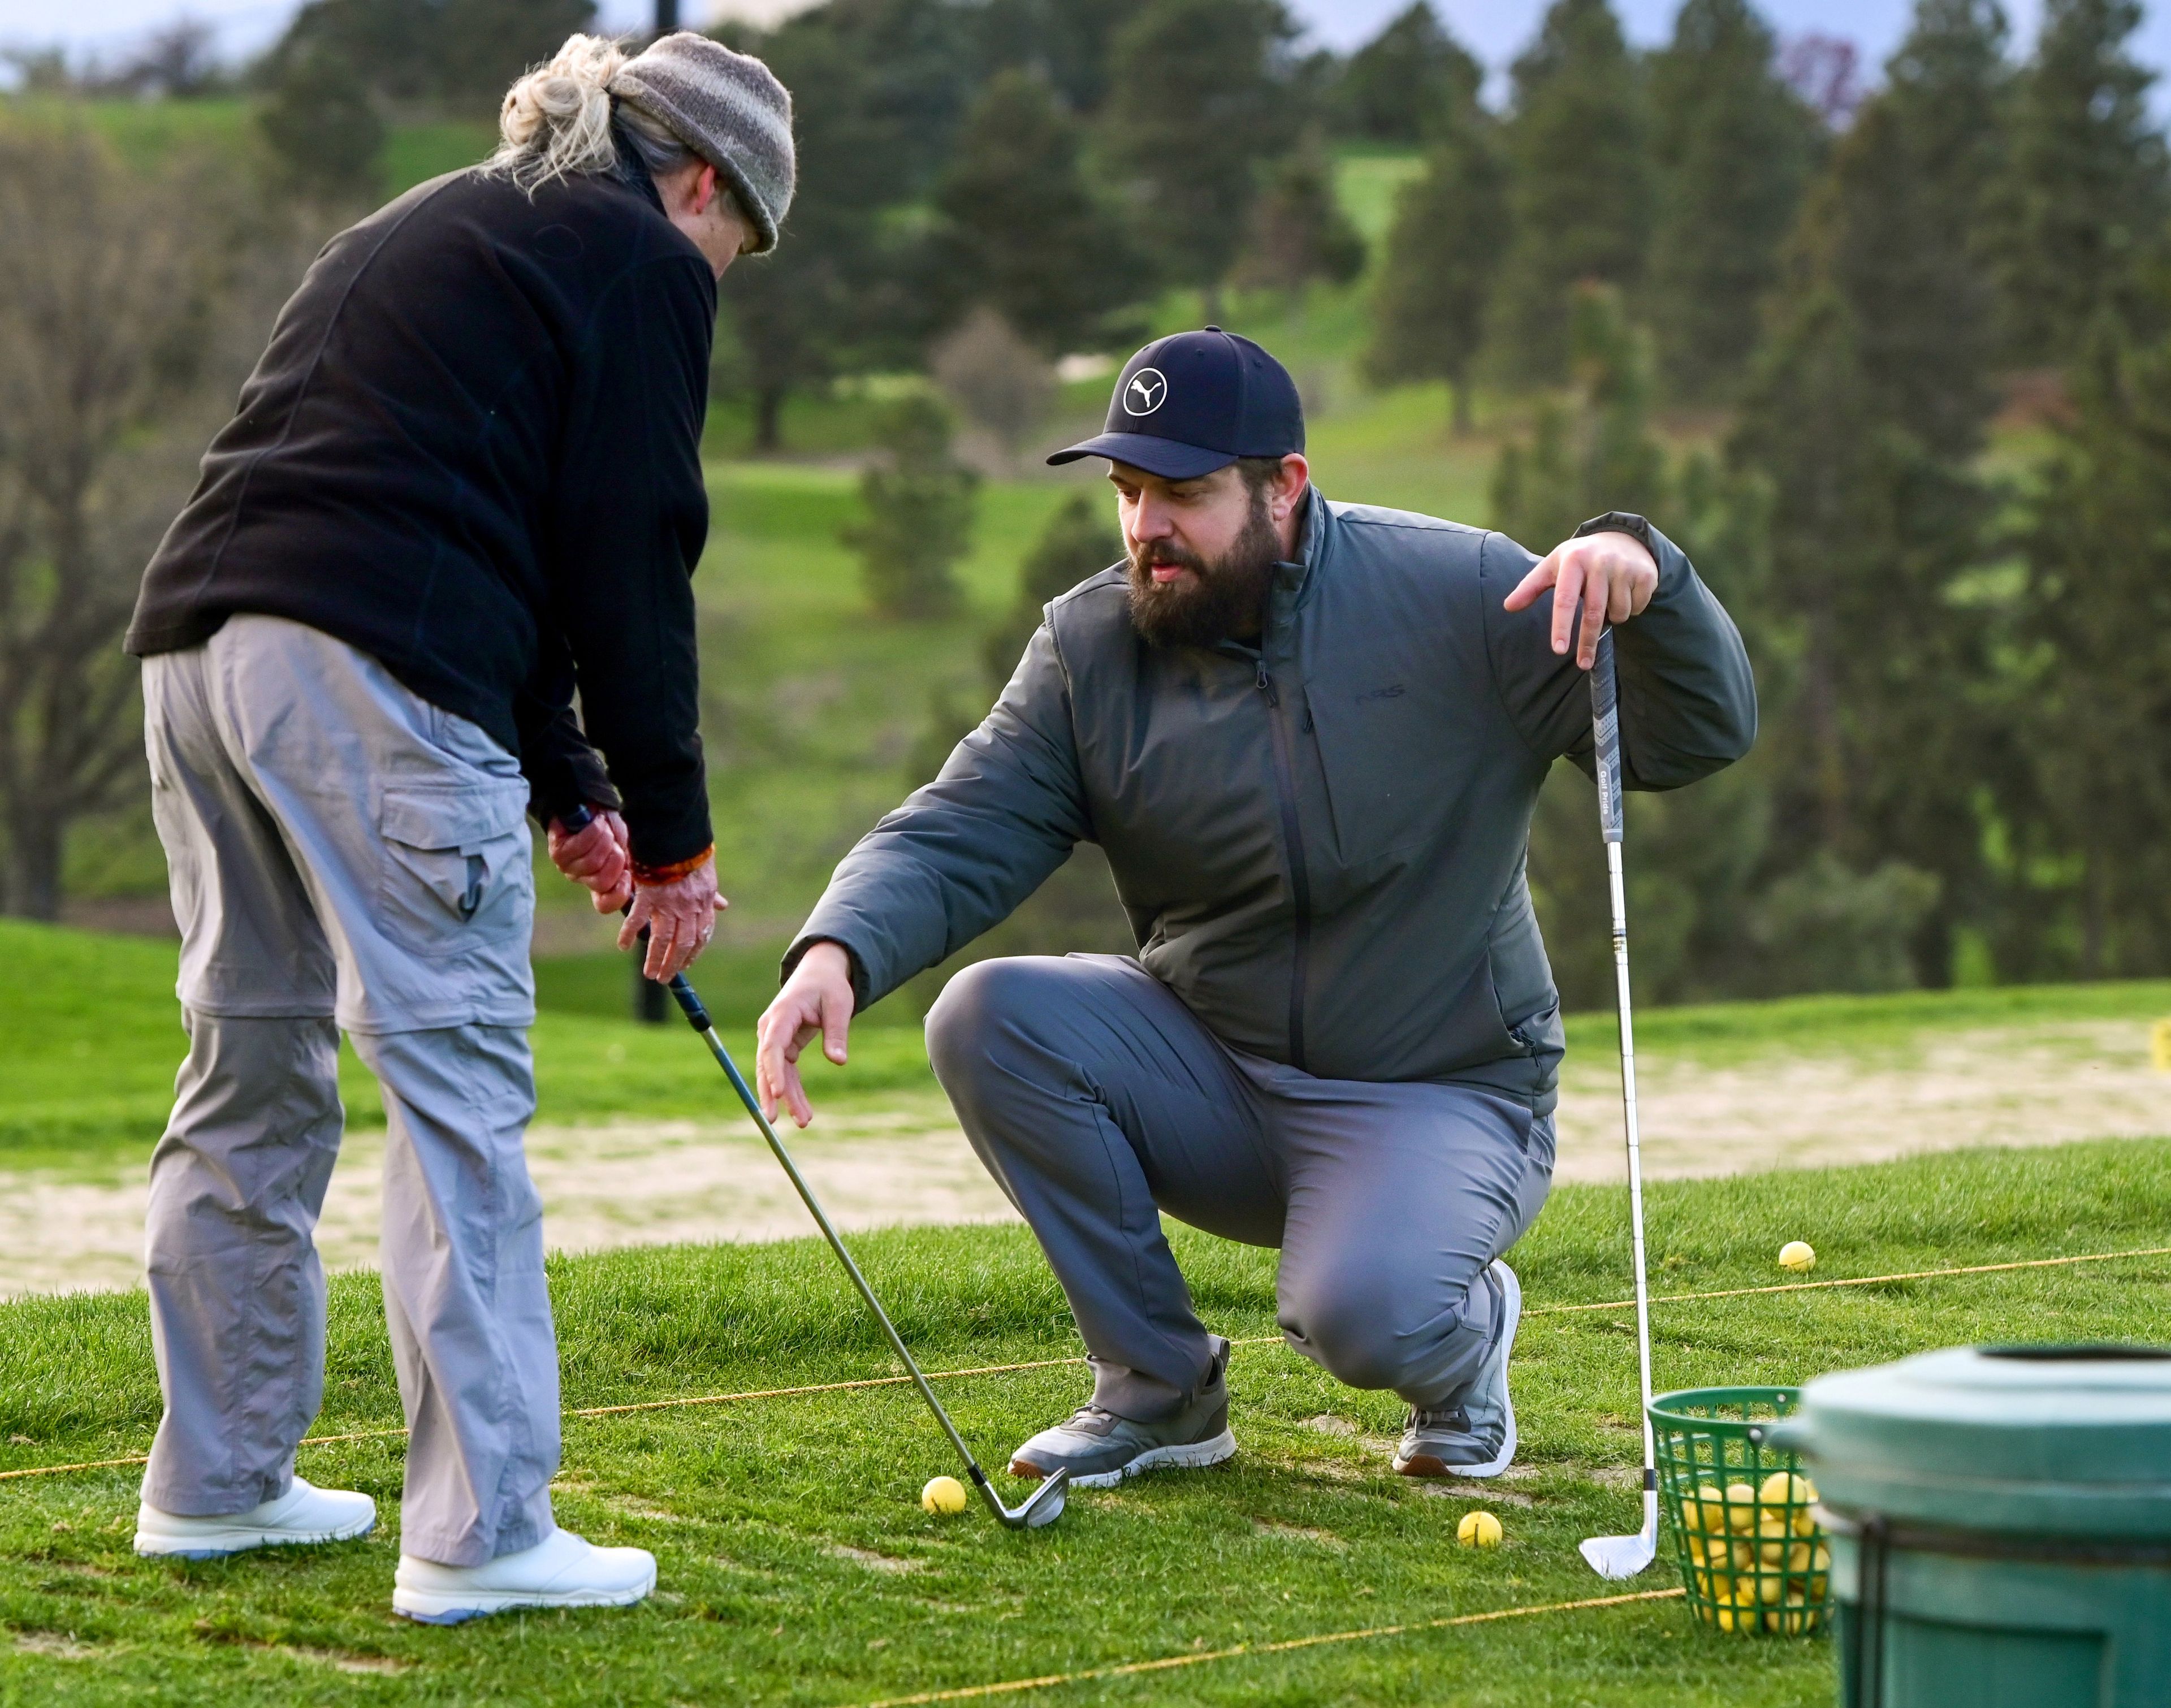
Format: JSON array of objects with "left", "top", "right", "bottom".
[{"left": 1585, "top": 634, "right": 1660, "bottom": 1572}]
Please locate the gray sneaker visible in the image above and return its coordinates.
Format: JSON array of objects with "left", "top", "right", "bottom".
[
  {"left": 1393, "top": 1260, "right": 1521, "bottom": 1479},
  {"left": 1009, "top": 1342, "right": 1236, "bottom": 1490}
]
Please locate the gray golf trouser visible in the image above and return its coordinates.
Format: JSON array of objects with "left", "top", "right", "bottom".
[
  {"left": 927, "top": 955, "right": 1556, "bottom": 1421},
  {"left": 139, "top": 615, "right": 556, "bottom": 1567}
]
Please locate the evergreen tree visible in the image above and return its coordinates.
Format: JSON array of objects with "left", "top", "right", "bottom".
[
  {"left": 1484, "top": 288, "right": 1778, "bottom": 1006},
  {"left": 1872, "top": 0, "right": 2013, "bottom": 441},
  {"left": 975, "top": 0, "right": 1152, "bottom": 116},
  {"left": 932, "top": 71, "right": 1147, "bottom": 355},
  {"left": 1100, "top": 0, "right": 1300, "bottom": 322},
  {"left": 1236, "top": 133, "right": 1367, "bottom": 299},
  {"left": 718, "top": 0, "right": 979, "bottom": 447},
  {"left": 844, "top": 395, "right": 979, "bottom": 619},
  {"left": 1491, "top": 0, "right": 1651, "bottom": 382},
  {"left": 1645, "top": 0, "right": 1817, "bottom": 400},
  {"left": 1729, "top": 276, "right": 1996, "bottom": 986},
  {"left": 1791, "top": 94, "right": 1998, "bottom": 459},
  {"left": 907, "top": 493, "right": 1121, "bottom": 787},
  {"left": 992, "top": 494, "right": 1122, "bottom": 686},
  {"left": 258, "top": 47, "right": 386, "bottom": 198},
  {"left": 433, "top": 0, "right": 594, "bottom": 110},
  {"left": 1991, "top": 0, "right": 2170, "bottom": 361},
  {"left": 2012, "top": 314, "right": 2171, "bottom": 976},
  {"left": 261, "top": 0, "right": 439, "bottom": 107},
  {"left": 264, "top": 0, "right": 593, "bottom": 114},
  {"left": 1489, "top": 284, "right": 1668, "bottom": 550},
  {"left": 1363, "top": 119, "right": 1511, "bottom": 429},
  {"left": 1884, "top": 0, "right": 2012, "bottom": 222},
  {"left": 1335, "top": 3, "right": 1484, "bottom": 143}
]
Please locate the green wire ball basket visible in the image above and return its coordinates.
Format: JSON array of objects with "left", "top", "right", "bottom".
[{"left": 1649, "top": 1386, "right": 1831, "bottom": 1636}]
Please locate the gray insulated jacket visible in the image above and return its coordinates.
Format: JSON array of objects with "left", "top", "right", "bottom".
[{"left": 791, "top": 492, "right": 1756, "bottom": 1113}]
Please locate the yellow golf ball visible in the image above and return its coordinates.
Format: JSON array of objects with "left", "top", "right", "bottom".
[
  {"left": 1779, "top": 1240, "right": 1817, "bottom": 1273},
  {"left": 920, "top": 1475, "right": 968, "bottom": 1515},
  {"left": 1457, "top": 1510, "right": 1503, "bottom": 1548}
]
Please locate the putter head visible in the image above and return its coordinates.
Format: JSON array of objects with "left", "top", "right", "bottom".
[
  {"left": 1010, "top": 1467, "right": 1069, "bottom": 1529},
  {"left": 1578, "top": 1529, "right": 1658, "bottom": 1580}
]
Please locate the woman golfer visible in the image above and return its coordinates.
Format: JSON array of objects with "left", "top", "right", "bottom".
[{"left": 121, "top": 33, "right": 791, "bottom": 1621}]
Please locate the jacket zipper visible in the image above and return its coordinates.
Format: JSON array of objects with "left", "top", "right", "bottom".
[{"left": 1257, "top": 660, "right": 1311, "bottom": 1072}]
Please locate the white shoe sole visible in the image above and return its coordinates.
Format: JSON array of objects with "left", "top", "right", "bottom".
[
  {"left": 1394, "top": 1261, "right": 1521, "bottom": 1480},
  {"left": 1062, "top": 1428, "right": 1238, "bottom": 1491},
  {"left": 392, "top": 1561, "right": 658, "bottom": 1626},
  {"left": 134, "top": 1512, "right": 375, "bottom": 1560}
]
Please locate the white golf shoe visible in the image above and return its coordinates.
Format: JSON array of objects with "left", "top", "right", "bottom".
[
  {"left": 135, "top": 1476, "right": 376, "bottom": 1559},
  {"left": 393, "top": 1528, "right": 656, "bottom": 1625}
]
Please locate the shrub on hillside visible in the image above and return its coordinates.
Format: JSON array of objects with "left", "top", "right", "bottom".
[{"left": 843, "top": 394, "right": 979, "bottom": 620}]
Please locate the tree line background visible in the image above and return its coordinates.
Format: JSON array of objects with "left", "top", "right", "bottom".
[{"left": 1, "top": 0, "right": 2168, "bottom": 1014}]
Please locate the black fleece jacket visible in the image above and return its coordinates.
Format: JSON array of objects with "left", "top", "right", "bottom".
[{"left": 125, "top": 157, "right": 716, "bottom": 866}]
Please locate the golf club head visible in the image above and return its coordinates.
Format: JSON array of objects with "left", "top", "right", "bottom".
[
  {"left": 1005, "top": 1467, "right": 1069, "bottom": 1529},
  {"left": 1578, "top": 1527, "right": 1658, "bottom": 1580}
]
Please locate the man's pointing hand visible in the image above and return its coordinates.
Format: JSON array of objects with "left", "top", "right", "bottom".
[
  {"left": 756, "top": 941, "right": 855, "bottom": 1127},
  {"left": 1503, "top": 529, "right": 1659, "bottom": 668}
]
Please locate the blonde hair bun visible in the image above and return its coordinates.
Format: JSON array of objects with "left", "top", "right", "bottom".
[{"left": 491, "top": 34, "right": 629, "bottom": 191}]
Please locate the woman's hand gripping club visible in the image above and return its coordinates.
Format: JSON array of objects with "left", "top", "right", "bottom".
[{"left": 550, "top": 804, "right": 726, "bottom": 982}]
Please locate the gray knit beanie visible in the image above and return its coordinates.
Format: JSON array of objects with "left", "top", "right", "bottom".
[{"left": 611, "top": 33, "right": 794, "bottom": 253}]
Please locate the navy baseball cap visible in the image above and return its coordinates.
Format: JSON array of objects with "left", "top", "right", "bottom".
[{"left": 1048, "top": 327, "right": 1305, "bottom": 480}]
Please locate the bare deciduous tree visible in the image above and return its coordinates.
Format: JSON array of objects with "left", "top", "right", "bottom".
[
  {"left": 0, "top": 121, "right": 244, "bottom": 918},
  {"left": 931, "top": 308, "right": 1054, "bottom": 470}
]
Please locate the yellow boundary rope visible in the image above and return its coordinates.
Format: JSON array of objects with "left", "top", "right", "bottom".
[
  {"left": 1521, "top": 1242, "right": 2171, "bottom": 1315},
  {"left": 851, "top": 1588, "right": 1686, "bottom": 1707},
  {"left": 4, "top": 1244, "right": 2164, "bottom": 1485}
]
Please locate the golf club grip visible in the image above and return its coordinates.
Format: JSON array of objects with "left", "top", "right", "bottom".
[
  {"left": 1590, "top": 630, "right": 1624, "bottom": 844},
  {"left": 665, "top": 974, "right": 711, "bottom": 1031},
  {"left": 560, "top": 843, "right": 712, "bottom": 1033}
]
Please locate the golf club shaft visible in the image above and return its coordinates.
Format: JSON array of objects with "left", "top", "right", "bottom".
[
  {"left": 651, "top": 963, "right": 1016, "bottom": 1519},
  {"left": 553, "top": 822, "right": 1019, "bottom": 1519},
  {"left": 1590, "top": 637, "right": 1660, "bottom": 1525},
  {"left": 657, "top": 972, "right": 1007, "bottom": 1514}
]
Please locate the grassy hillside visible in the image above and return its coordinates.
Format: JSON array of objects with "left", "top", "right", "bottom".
[
  {"left": 0, "top": 922, "right": 937, "bottom": 1174},
  {"left": 7, "top": 919, "right": 2166, "bottom": 1176},
  {"left": 3, "top": 1138, "right": 2167, "bottom": 1702},
  {"left": 7, "top": 96, "right": 498, "bottom": 197}
]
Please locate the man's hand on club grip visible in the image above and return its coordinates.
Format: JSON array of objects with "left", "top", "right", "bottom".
[
  {"left": 756, "top": 941, "right": 855, "bottom": 1127},
  {"left": 1502, "top": 529, "right": 1659, "bottom": 668}
]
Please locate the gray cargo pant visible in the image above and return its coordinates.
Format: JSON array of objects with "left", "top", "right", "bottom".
[
  {"left": 139, "top": 615, "right": 556, "bottom": 1567},
  {"left": 927, "top": 954, "right": 1555, "bottom": 1420}
]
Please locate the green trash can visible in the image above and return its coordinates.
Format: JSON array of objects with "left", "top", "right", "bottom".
[{"left": 1765, "top": 1344, "right": 2171, "bottom": 1707}]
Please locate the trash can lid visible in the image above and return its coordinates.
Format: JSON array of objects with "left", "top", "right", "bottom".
[{"left": 1778, "top": 1344, "right": 2171, "bottom": 1539}]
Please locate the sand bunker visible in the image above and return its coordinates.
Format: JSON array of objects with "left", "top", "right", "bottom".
[{"left": 7, "top": 1017, "right": 2164, "bottom": 1298}]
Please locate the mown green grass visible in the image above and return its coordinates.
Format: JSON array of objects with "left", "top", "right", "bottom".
[{"left": 3, "top": 1139, "right": 2168, "bottom": 1703}]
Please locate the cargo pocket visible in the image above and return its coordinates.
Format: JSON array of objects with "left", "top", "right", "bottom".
[{"left": 377, "top": 782, "right": 533, "bottom": 955}]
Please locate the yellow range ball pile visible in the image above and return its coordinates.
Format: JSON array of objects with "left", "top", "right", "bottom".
[
  {"left": 1778, "top": 1240, "right": 1817, "bottom": 1273},
  {"left": 920, "top": 1475, "right": 968, "bottom": 1516},
  {"left": 1682, "top": 1471, "right": 1830, "bottom": 1635},
  {"left": 1456, "top": 1510, "right": 1503, "bottom": 1548}
]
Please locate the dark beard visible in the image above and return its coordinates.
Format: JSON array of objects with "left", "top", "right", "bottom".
[{"left": 1123, "top": 495, "right": 1280, "bottom": 649}]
